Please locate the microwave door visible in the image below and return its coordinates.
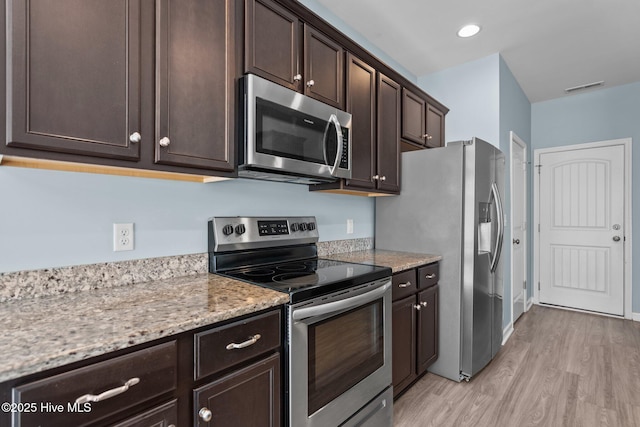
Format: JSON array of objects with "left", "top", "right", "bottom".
[{"left": 323, "top": 114, "right": 344, "bottom": 176}]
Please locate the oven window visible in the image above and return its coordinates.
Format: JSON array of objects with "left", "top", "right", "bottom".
[
  {"left": 307, "top": 300, "right": 384, "bottom": 415},
  {"left": 256, "top": 97, "right": 336, "bottom": 165}
]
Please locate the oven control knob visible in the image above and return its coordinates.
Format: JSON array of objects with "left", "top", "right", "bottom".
[
  {"left": 235, "top": 224, "right": 246, "bottom": 235},
  {"left": 307, "top": 222, "right": 316, "bottom": 231},
  {"left": 300, "top": 223, "right": 308, "bottom": 231},
  {"left": 222, "top": 224, "right": 234, "bottom": 236},
  {"left": 291, "top": 223, "right": 299, "bottom": 232}
]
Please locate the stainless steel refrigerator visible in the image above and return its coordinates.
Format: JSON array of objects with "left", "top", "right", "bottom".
[{"left": 376, "top": 137, "right": 504, "bottom": 382}]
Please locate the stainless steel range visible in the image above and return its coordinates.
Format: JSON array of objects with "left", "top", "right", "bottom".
[{"left": 208, "top": 216, "right": 393, "bottom": 427}]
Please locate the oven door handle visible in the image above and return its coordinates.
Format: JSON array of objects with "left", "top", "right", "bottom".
[{"left": 292, "top": 282, "right": 390, "bottom": 321}]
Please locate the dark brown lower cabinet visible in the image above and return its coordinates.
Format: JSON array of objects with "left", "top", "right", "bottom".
[
  {"left": 194, "top": 353, "right": 280, "bottom": 427},
  {"left": 0, "top": 308, "right": 282, "bottom": 427},
  {"left": 391, "top": 263, "right": 439, "bottom": 398}
]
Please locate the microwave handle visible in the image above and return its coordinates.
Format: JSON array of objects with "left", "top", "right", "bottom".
[{"left": 325, "top": 114, "right": 344, "bottom": 175}]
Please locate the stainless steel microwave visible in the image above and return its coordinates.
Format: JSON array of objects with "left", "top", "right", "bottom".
[{"left": 239, "top": 74, "right": 352, "bottom": 184}]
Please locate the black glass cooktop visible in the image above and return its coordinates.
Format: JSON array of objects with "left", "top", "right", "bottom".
[{"left": 219, "top": 258, "right": 391, "bottom": 303}]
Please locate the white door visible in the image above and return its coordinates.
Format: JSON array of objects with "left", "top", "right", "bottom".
[
  {"left": 538, "top": 144, "right": 625, "bottom": 315},
  {"left": 511, "top": 133, "right": 527, "bottom": 322}
]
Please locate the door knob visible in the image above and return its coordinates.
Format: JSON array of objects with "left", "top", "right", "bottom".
[
  {"left": 158, "top": 137, "right": 170, "bottom": 147},
  {"left": 129, "top": 132, "right": 141, "bottom": 143},
  {"left": 613, "top": 236, "right": 621, "bottom": 242},
  {"left": 513, "top": 239, "right": 520, "bottom": 245},
  {"left": 306, "top": 79, "right": 315, "bottom": 87}
]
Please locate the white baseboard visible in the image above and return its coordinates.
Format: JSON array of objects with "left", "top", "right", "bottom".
[
  {"left": 633, "top": 312, "right": 640, "bottom": 322},
  {"left": 502, "top": 323, "right": 514, "bottom": 345},
  {"left": 526, "top": 298, "right": 534, "bottom": 311}
]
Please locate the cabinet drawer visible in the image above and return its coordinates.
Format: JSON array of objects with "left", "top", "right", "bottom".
[
  {"left": 195, "top": 310, "right": 281, "bottom": 380},
  {"left": 112, "top": 399, "right": 177, "bottom": 427},
  {"left": 392, "top": 269, "right": 417, "bottom": 301},
  {"left": 418, "top": 263, "right": 439, "bottom": 289},
  {"left": 12, "top": 341, "right": 177, "bottom": 427}
]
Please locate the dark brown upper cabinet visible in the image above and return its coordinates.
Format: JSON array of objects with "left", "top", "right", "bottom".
[
  {"left": 376, "top": 73, "right": 401, "bottom": 193},
  {"left": 154, "top": 0, "right": 236, "bottom": 172},
  {"left": 342, "top": 54, "right": 376, "bottom": 190},
  {"left": 402, "top": 88, "right": 446, "bottom": 149},
  {"left": 309, "top": 56, "right": 399, "bottom": 195},
  {"left": 245, "top": 0, "right": 344, "bottom": 109},
  {"left": 6, "top": 0, "right": 142, "bottom": 160},
  {"left": 3, "top": 0, "right": 236, "bottom": 177}
]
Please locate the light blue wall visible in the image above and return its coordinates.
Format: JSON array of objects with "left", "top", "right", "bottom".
[
  {"left": 0, "top": 168, "right": 373, "bottom": 273},
  {"left": 418, "top": 54, "right": 500, "bottom": 145},
  {"left": 531, "top": 81, "right": 640, "bottom": 313}
]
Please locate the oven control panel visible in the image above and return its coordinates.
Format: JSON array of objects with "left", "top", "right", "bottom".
[{"left": 209, "top": 216, "right": 319, "bottom": 252}]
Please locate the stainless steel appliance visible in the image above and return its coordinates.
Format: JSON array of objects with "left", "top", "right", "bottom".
[
  {"left": 208, "top": 216, "right": 393, "bottom": 426},
  {"left": 376, "top": 137, "right": 505, "bottom": 382},
  {"left": 239, "top": 74, "right": 352, "bottom": 184}
]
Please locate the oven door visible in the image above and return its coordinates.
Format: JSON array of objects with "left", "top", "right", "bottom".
[{"left": 288, "top": 279, "right": 392, "bottom": 427}]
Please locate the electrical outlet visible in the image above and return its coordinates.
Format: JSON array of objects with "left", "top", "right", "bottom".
[
  {"left": 347, "top": 219, "right": 354, "bottom": 234},
  {"left": 113, "top": 223, "right": 134, "bottom": 251}
]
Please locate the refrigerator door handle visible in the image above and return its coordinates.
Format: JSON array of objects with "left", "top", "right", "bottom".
[{"left": 490, "top": 182, "right": 504, "bottom": 272}]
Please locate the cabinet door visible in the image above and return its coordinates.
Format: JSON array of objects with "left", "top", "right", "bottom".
[
  {"left": 344, "top": 53, "right": 375, "bottom": 190},
  {"left": 417, "top": 285, "right": 439, "bottom": 374},
  {"left": 426, "top": 103, "right": 445, "bottom": 148},
  {"left": 401, "top": 88, "right": 427, "bottom": 146},
  {"left": 392, "top": 295, "right": 416, "bottom": 397},
  {"left": 155, "top": 0, "right": 236, "bottom": 171},
  {"left": 6, "top": 0, "right": 141, "bottom": 160},
  {"left": 194, "top": 353, "right": 280, "bottom": 427},
  {"left": 376, "top": 73, "right": 401, "bottom": 193},
  {"left": 245, "top": 0, "right": 300, "bottom": 91},
  {"left": 304, "top": 25, "right": 344, "bottom": 109}
]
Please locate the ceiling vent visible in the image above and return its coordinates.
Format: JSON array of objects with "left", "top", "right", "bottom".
[{"left": 564, "top": 80, "right": 604, "bottom": 93}]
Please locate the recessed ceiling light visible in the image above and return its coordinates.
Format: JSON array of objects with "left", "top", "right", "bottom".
[{"left": 457, "top": 24, "right": 481, "bottom": 38}]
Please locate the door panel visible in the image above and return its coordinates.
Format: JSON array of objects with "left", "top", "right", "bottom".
[
  {"left": 304, "top": 25, "right": 344, "bottom": 109},
  {"left": 376, "top": 74, "right": 400, "bottom": 193},
  {"left": 512, "top": 138, "right": 526, "bottom": 322},
  {"left": 539, "top": 144, "right": 624, "bottom": 315}
]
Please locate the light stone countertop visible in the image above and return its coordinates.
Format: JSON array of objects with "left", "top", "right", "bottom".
[
  {"left": 0, "top": 274, "right": 288, "bottom": 382},
  {"left": 322, "top": 249, "right": 441, "bottom": 273}
]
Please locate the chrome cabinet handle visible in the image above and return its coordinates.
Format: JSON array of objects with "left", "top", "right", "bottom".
[
  {"left": 379, "top": 176, "right": 386, "bottom": 182},
  {"left": 613, "top": 236, "right": 621, "bottom": 242},
  {"left": 306, "top": 79, "right": 315, "bottom": 87},
  {"left": 422, "top": 134, "right": 433, "bottom": 140},
  {"left": 414, "top": 304, "right": 422, "bottom": 311},
  {"left": 226, "top": 334, "right": 261, "bottom": 350},
  {"left": 75, "top": 378, "right": 140, "bottom": 404},
  {"left": 513, "top": 238, "right": 520, "bottom": 244},
  {"left": 420, "top": 301, "right": 428, "bottom": 308},
  {"left": 372, "top": 175, "right": 380, "bottom": 181},
  {"left": 398, "top": 282, "right": 412, "bottom": 288},
  {"left": 425, "top": 273, "right": 436, "bottom": 279},
  {"left": 129, "top": 132, "right": 141, "bottom": 143},
  {"left": 293, "top": 74, "right": 302, "bottom": 82},
  {"left": 159, "top": 137, "right": 171, "bottom": 147},
  {"left": 199, "top": 407, "right": 213, "bottom": 422}
]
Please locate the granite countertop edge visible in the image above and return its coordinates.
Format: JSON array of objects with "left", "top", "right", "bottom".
[
  {"left": 1, "top": 249, "right": 439, "bottom": 383},
  {"left": 0, "top": 273, "right": 288, "bottom": 383},
  {"left": 322, "top": 249, "right": 441, "bottom": 273}
]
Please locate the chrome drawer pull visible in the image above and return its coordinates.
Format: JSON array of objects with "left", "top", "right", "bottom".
[
  {"left": 74, "top": 377, "right": 140, "bottom": 404},
  {"left": 398, "top": 282, "right": 412, "bottom": 288},
  {"left": 425, "top": 273, "right": 436, "bottom": 279},
  {"left": 226, "top": 334, "right": 261, "bottom": 350}
]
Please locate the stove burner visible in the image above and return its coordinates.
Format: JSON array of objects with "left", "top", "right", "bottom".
[
  {"left": 243, "top": 269, "right": 276, "bottom": 277},
  {"left": 277, "top": 264, "right": 307, "bottom": 272},
  {"left": 273, "top": 272, "right": 327, "bottom": 286}
]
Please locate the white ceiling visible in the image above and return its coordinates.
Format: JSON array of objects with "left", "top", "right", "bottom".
[{"left": 313, "top": 0, "right": 640, "bottom": 103}]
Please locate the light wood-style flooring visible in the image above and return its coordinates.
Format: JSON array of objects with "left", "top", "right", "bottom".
[{"left": 394, "top": 305, "right": 640, "bottom": 426}]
